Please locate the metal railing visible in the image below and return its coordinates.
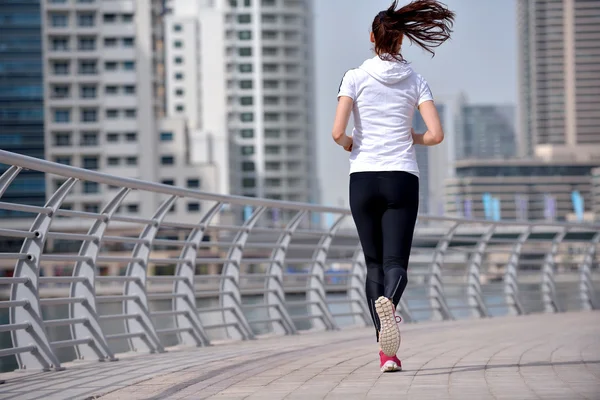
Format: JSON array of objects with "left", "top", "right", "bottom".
[{"left": 0, "top": 149, "right": 598, "bottom": 373}]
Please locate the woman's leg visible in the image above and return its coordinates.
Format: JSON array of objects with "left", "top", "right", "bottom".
[
  {"left": 349, "top": 173, "right": 385, "bottom": 341},
  {"left": 379, "top": 172, "right": 419, "bottom": 307}
]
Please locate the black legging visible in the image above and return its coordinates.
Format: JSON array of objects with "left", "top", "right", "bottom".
[{"left": 349, "top": 171, "right": 419, "bottom": 341}]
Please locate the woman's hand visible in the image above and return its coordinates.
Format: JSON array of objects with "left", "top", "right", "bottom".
[{"left": 342, "top": 136, "right": 353, "bottom": 152}]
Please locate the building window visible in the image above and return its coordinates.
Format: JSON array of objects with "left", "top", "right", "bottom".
[
  {"left": 176, "top": 104, "right": 185, "bottom": 112},
  {"left": 239, "top": 64, "right": 253, "bottom": 73},
  {"left": 161, "top": 179, "right": 175, "bottom": 186},
  {"left": 104, "top": 37, "right": 117, "bottom": 47},
  {"left": 125, "top": 156, "right": 137, "bottom": 166},
  {"left": 266, "top": 162, "right": 281, "bottom": 171},
  {"left": 83, "top": 204, "right": 100, "bottom": 213},
  {"left": 160, "top": 131, "right": 174, "bottom": 141},
  {"left": 239, "top": 47, "right": 252, "bottom": 56},
  {"left": 242, "top": 178, "right": 256, "bottom": 188},
  {"left": 173, "top": 24, "right": 182, "bottom": 32},
  {"left": 124, "top": 85, "right": 136, "bottom": 94},
  {"left": 187, "top": 178, "right": 200, "bottom": 188},
  {"left": 244, "top": 0, "right": 251, "bottom": 6},
  {"left": 242, "top": 161, "right": 255, "bottom": 172},
  {"left": 82, "top": 156, "right": 99, "bottom": 170},
  {"left": 105, "top": 85, "right": 118, "bottom": 95},
  {"left": 78, "top": 37, "right": 96, "bottom": 51},
  {"left": 127, "top": 204, "right": 139, "bottom": 213},
  {"left": 80, "top": 85, "right": 97, "bottom": 98},
  {"left": 122, "top": 14, "right": 133, "bottom": 23},
  {"left": 241, "top": 113, "right": 254, "bottom": 122},
  {"left": 230, "top": 0, "right": 238, "bottom": 7},
  {"left": 103, "top": 13, "right": 116, "bottom": 23},
  {"left": 174, "top": 40, "right": 183, "bottom": 48},
  {"left": 264, "top": 112, "right": 280, "bottom": 121},
  {"left": 125, "top": 132, "right": 137, "bottom": 142},
  {"left": 125, "top": 109, "right": 137, "bottom": 118},
  {"left": 241, "top": 129, "right": 254, "bottom": 138},
  {"left": 50, "top": 13, "right": 69, "bottom": 27},
  {"left": 104, "top": 61, "right": 117, "bottom": 71},
  {"left": 53, "top": 61, "right": 70, "bottom": 75},
  {"left": 52, "top": 85, "right": 70, "bottom": 99},
  {"left": 123, "top": 61, "right": 135, "bottom": 71},
  {"left": 107, "top": 157, "right": 120, "bottom": 166},
  {"left": 240, "top": 97, "right": 254, "bottom": 106},
  {"left": 262, "top": 0, "right": 276, "bottom": 6},
  {"left": 175, "top": 72, "right": 184, "bottom": 80},
  {"left": 52, "top": 37, "right": 69, "bottom": 51},
  {"left": 240, "top": 80, "right": 253, "bottom": 89},
  {"left": 81, "top": 132, "right": 98, "bottom": 146},
  {"left": 174, "top": 56, "right": 183, "bottom": 64},
  {"left": 106, "top": 133, "right": 119, "bottom": 142},
  {"left": 161, "top": 156, "right": 175, "bottom": 165},
  {"left": 241, "top": 146, "right": 254, "bottom": 155},
  {"left": 81, "top": 108, "right": 98, "bottom": 122},
  {"left": 83, "top": 181, "right": 99, "bottom": 194},
  {"left": 78, "top": 60, "right": 97, "bottom": 75},
  {"left": 78, "top": 13, "right": 95, "bottom": 27},
  {"left": 106, "top": 109, "right": 119, "bottom": 119},
  {"left": 238, "top": 31, "right": 252, "bottom": 40},
  {"left": 54, "top": 132, "right": 71, "bottom": 146},
  {"left": 54, "top": 109, "right": 71, "bottom": 123},
  {"left": 187, "top": 203, "right": 201, "bottom": 212},
  {"left": 238, "top": 14, "right": 251, "bottom": 23},
  {"left": 265, "top": 129, "right": 280, "bottom": 138},
  {"left": 175, "top": 88, "right": 184, "bottom": 96},
  {"left": 123, "top": 37, "right": 135, "bottom": 47},
  {"left": 55, "top": 156, "right": 72, "bottom": 165}
]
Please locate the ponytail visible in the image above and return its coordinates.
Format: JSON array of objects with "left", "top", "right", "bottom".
[{"left": 372, "top": 0, "right": 455, "bottom": 62}]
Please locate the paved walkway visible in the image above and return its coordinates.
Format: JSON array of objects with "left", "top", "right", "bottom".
[{"left": 1, "top": 312, "right": 599, "bottom": 400}]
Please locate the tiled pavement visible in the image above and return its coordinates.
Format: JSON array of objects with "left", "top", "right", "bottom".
[{"left": 1, "top": 312, "right": 599, "bottom": 400}]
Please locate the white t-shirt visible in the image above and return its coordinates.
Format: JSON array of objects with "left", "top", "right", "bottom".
[{"left": 337, "top": 56, "right": 434, "bottom": 177}]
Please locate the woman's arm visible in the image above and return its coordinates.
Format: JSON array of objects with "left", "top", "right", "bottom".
[
  {"left": 412, "top": 100, "right": 444, "bottom": 146},
  {"left": 332, "top": 96, "right": 354, "bottom": 151}
]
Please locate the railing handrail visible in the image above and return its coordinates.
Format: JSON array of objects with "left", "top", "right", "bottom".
[{"left": 1, "top": 149, "right": 598, "bottom": 230}]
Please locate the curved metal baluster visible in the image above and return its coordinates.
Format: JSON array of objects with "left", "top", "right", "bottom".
[
  {"left": 220, "top": 207, "right": 266, "bottom": 340},
  {"left": 542, "top": 228, "right": 568, "bottom": 313},
  {"left": 307, "top": 215, "right": 345, "bottom": 331},
  {"left": 428, "top": 223, "right": 459, "bottom": 321},
  {"left": 123, "top": 195, "right": 178, "bottom": 353},
  {"left": 504, "top": 228, "right": 531, "bottom": 316},
  {"left": 264, "top": 211, "right": 305, "bottom": 335},
  {"left": 173, "top": 202, "right": 223, "bottom": 346},
  {"left": 349, "top": 246, "right": 373, "bottom": 326},
  {"left": 0, "top": 166, "right": 22, "bottom": 197},
  {"left": 10, "top": 178, "right": 77, "bottom": 371},
  {"left": 580, "top": 232, "right": 600, "bottom": 310},
  {"left": 467, "top": 225, "right": 496, "bottom": 318},
  {"left": 70, "top": 188, "right": 130, "bottom": 362}
]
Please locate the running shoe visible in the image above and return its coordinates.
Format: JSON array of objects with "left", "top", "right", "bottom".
[
  {"left": 375, "top": 296, "right": 401, "bottom": 357},
  {"left": 379, "top": 350, "right": 402, "bottom": 372}
]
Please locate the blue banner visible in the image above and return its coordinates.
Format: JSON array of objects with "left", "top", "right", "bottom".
[
  {"left": 571, "top": 191, "right": 584, "bottom": 222},
  {"left": 243, "top": 205, "right": 253, "bottom": 222},
  {"left": 482, "top": 193, "right": 493, "bottom": 220}
]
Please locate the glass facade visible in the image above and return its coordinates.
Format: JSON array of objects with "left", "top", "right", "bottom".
[{"left": 0, "top": 0, "right": 46, "bottom": 218}]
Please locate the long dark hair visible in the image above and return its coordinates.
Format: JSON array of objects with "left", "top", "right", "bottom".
[{"left": 372, "top": 0, "right": 455, "bottom": 62}]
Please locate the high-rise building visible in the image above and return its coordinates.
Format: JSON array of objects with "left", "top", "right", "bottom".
[
  {"left": 455, "top": 103, "right": 516, "bottom": 161},
  {"left": 517, "top": 0, "right": 600, "bottom": 162},
  {"left": 165, "top": 0, "right": 319, "bottom": 203},
  {"left": 0, "top": 0, "right": 46, "bottom": 218}
]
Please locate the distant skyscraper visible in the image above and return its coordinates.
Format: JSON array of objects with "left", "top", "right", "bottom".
[
  {"left": 517, "top": 0, "right": 600, "bottom": 162},
  {"left": 0, "top": 0, "right": 46, "bottom": 218},
  {"left": 166, "top": 0, "right": 319, "bottom": 203},
  {"left": 455, "top": 103, "right": 516, "bottom": 161}
]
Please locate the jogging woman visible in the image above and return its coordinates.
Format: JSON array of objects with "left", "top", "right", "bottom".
[{"left": 332, "top": 0, "right": 454, "bottom": 372}]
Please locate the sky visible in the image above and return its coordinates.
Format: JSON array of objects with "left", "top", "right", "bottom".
[{"left": 313, "top": 0, "right": 517, "bottom": 207}]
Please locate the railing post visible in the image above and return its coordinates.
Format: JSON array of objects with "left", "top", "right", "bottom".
[
  {"left": 264, "top": 211, "right": 304, "bottom": 335},
  {"left": 123, "top": 196, "right": 178, "bottom": 354},
  {"left": 0, "top": 165, "right": 22, "bottom": 197},
  {"left": 428, "top": 223, "right": 458, "bottom": 321},
  {"left": 349, "top": 247, "right": 372, "bottom": 326},
  {"left": 580, "top": 232, "right": 600, "bottom": 310},
  {"left": 504, "top": 228, "right": 530, "bottom": 315},
  {"left": 70, "top": 188, "right": 130, "bottom": 362},
  {"left": 467, "top": 225, "right": 495, "bottom": 318},
  {"left": 172, "top": 203, "right": 222, "bottom": 347},
  {"left": 307, "top": 215, "right": 344, "bottom": 331},
  {"left": 542, "top": 228, "right": 568, "bottom": 313},
  {"left": 220, "top": 207, "right": 266, "bottom": 340},
  {"left": 9, "top": 178, "right": 78, "bottom": 371}
]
